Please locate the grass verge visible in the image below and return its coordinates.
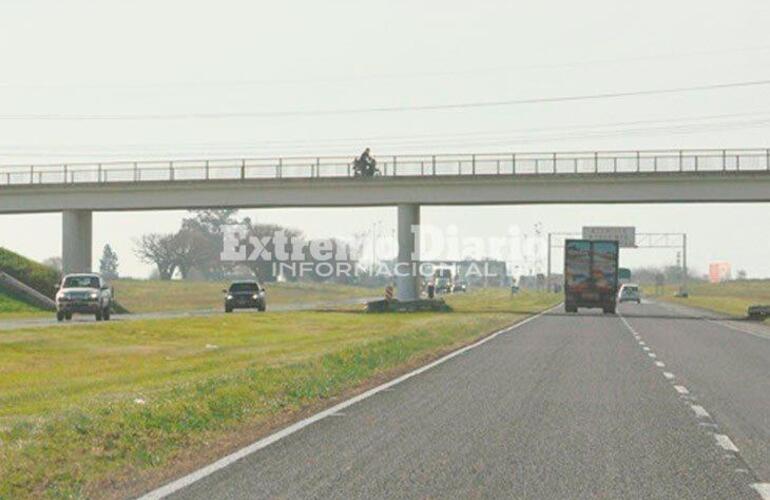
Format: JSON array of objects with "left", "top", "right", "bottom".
[
  {"left": 112, "top": 279, "right": 378, "bottom": 313},
  {"left": 0, "top": 289, "right": 559, "bottom": 498},
  {"left": 653, "top": 280, "right": 770, "bottom": 319},
  {"left": 0, "top": 290, "right": 46, "bottom": 319}
]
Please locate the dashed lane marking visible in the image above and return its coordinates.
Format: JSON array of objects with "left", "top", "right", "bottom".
[
  {"left": 691, "top": 405, "right": 711, "bottom": 419},
  {"left": 619, "top": 307, "right": 762, "bottom": 492},
  {"left": 751, "top": 483, "right": 770, "bottom": 500},
  {"left": 714, "top": 433, "right": 739, "bottom": 452}
]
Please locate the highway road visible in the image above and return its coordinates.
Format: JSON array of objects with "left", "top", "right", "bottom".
[{"left": 147, "top": 300, "right": 770, "bottom": 500}]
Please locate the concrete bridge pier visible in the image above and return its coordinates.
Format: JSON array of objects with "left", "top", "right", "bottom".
[
  {"left": 396, "top": 203, "right": 420, "bottom": 302},
  {"left": 62, "top": 210, "right": 92, "bottom": 274}
]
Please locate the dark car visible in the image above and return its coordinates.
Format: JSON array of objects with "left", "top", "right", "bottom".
[{"left": 224, "top": 280, "right": 266, "bottom": 313}]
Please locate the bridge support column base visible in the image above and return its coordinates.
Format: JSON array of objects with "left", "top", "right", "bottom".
[
  {"left": 396, "top": 204, "right": 420, "bottom": 302},
  {"left": 62, "top": 210, "right": 92, "bottom": 274}
]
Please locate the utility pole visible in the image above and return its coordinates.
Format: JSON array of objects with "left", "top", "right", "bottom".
[
  {"left": 682, "top": 233, "right": 688, "bottom": 295},
  {"left": 547, "top": 233, "right": 552, "bottom": 291}
]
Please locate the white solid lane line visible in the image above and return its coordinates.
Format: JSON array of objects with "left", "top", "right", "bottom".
[
  {"left": 136, "top": 304, "right": 562, "bottom": 500},
  {"left": 714, "top": 434, "right": 739, "bottom": 452},
  {"left": 708, "top": 319, "right": 770, "bottom": 342}
]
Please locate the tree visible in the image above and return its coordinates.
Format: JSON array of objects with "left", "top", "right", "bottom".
[
  {"left": 179, "top": 209, "right": 240, "bottom": 279},
  {"left": 134, "top": 233, "right": 179, "bottom": 280},
  {"left": 42, "top": 256, "right": 62, "bottom": 272},
  {"left": 173, "top": 228, "right": 211, "bottom": 279},
  {"left": 99, "top": 244, "right": 119, "bottom": 279},
  {"left": 737, "top": 269, "right": 748, "bottom": 280},
  {"left": 240, "top": 218, "right": 304, "bottom": 282}
]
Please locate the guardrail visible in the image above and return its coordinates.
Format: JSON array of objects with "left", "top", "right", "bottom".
[{"left": 0, "top": 149, "right": 769, "bottom": 186}]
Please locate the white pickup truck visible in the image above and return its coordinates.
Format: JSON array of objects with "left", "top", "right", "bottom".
[{"left": 55, "top": 273, "right": 113, "bottom": 322}]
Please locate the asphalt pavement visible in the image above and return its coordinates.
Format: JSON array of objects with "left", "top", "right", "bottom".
[{"left": 150, "top": 300, "right": 769, "bottom": 499}]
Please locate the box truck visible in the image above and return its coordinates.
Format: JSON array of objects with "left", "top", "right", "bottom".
[{"left": 564, "top": 239, "right": 619, "bottom": 314}]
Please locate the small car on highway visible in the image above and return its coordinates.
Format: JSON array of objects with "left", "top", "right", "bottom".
[
  {"left": 55, "top": 273, "right": 113, "bottom": 321},
  {"left": 224, "top": 280, "right": 266, "bottom": 313},
  {"left": 618, "top": 283, "right": 641, "bottom": 304}
]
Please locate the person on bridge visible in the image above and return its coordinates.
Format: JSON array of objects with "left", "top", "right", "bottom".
[{"left": 354, "top": 148, "right": 378, "bottom": 177}]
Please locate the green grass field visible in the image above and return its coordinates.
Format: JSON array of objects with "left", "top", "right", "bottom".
[
  {"left": 112, "top": 279, "right": 378, "bottom": 313},
  {"left": 0, "top": 290, "right": 45, "bottom": 318},
  {"left": 654, "top": 280, "right": 770, "bottom": 318},
  {"left": 0, "top": 289, "right": 559, "bottom": 498}
]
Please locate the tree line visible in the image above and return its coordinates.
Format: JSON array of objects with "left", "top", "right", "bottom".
[{"left": 133, "top": 209, "right": 357, "bottom": 282}]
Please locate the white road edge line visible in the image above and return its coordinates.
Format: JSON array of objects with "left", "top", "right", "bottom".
[
  {"left": 136, "top": 303, "right": 562, "bottom": 500},
  {"left": 708, "top": 319, "right": 770, "bottom": 342},
  {"left": 714, "top": 433, "right": 739, "bottom": 452},
  {"left": 751, "top": 483, "right": 770, "bottom": 500},
  {"left": 654, "top": 300, "right": 770, "bottom": 343}
]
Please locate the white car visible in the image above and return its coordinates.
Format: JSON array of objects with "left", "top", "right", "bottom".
[
  {"left": 55, "top": 273, "right": 113, "bottom": 321},
  {"left": 618, "top": 284, "right": 641, "bottom": 304}
]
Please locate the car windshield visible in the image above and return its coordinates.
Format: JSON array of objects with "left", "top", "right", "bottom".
[
  {"left": 230, "top": 282, "right": 259, "bottom": 292},
  {"left": 622, "top": 287, "right": 638, "bottom": 295},
  {"left": 62, "top": 276, "right": 100, "bottom": 289}
]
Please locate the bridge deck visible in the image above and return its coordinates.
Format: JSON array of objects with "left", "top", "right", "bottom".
[
  {"left": 1, "top": 149, "right": 768, "bottom": 187},
  {"left": 2, "top": 168, "right": 770, "bottom": 213}
]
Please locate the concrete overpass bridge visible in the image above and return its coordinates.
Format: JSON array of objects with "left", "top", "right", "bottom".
[{"left": 2, "top": 148, "right": 769, "bottom": 300}]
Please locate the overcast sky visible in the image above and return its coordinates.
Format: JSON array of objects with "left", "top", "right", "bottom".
[{"left": 1, "top": 0, "right": 769, "bottom": 278}]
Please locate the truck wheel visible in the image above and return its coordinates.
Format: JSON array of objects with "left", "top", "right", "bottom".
[
  {"left": 64, "top": 312, "right": 72, "bottom": 321},
  {"left": 225, "top": 306, "right": 233, "bottom": 313},
  {"left": 259, "top": 303, "right": 266, "bottom": 312},
  {"left": 603, "top": 306, "right": 616, "bottom": 314},
  {"left": 95, "top": 309, "right": 103, "bottom": 321},
  {"left": 565, "top": 305, "right": 577, "bottom": 313},
  {"left": 103, "top": 308, "right": 111, "bottom": 321},
  {"left": 56, "top": 311, "right": 64, "bottom": 322}
]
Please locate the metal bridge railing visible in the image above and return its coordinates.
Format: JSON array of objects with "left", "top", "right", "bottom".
[{"left": 0, "top": 148, "right": 769, "bottom": 187}]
